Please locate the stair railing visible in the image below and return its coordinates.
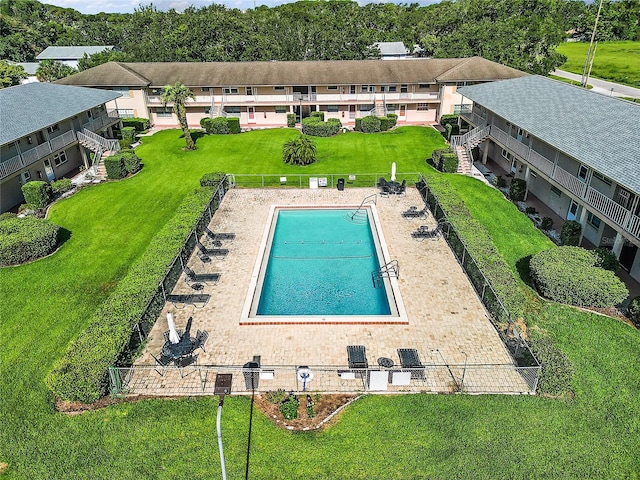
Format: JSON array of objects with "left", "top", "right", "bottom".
[{"left": 349, "top": 193, "right": 377, "bottom": 221}]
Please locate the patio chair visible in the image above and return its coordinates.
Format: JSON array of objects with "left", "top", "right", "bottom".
[
  {"left": 151, "top": 352, "right": 173, "bottom": 376},
  {"left": 397, "top": 348, "right": 425, "bottom": 379},
  {"left": 194, "top": 329, "right": 209, "bottom": 352},
  {"left": 396, "top": 179, "right": 406, "bottom": 196},
  {"left": 347, "top": 345, "right": 368, "bottom": 369},
  {"left": 196, "top": 240, "right": 229, "bottom": 259},
  {"left": 411, "top": 224, "right": 443, "bottom": 241},
  {"left": 401, "top": 206, "right": 427, "bottom": 219},
  {"left": 175, "top": 354, "right": 198, "bottom": 378},
  {"left": 183, "top": 265, "right": 221, "bottom": 285}
]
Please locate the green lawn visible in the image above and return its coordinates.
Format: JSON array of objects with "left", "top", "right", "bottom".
[
  {"left": 556, "top": 40, "right": 640, "bottom": 88},
  {"left": 1, "top": 127, "right": 639, "bottom": 479}
]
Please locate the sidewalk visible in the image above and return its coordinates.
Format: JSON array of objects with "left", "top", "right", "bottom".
[{"left": 553, "top": 70, "right": 640, "bottom": 99}]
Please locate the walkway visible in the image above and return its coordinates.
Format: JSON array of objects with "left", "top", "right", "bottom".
[{"left": 553, "top": 70, "right": 640, "bottom": 99}]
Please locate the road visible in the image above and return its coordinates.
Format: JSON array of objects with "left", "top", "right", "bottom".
[{"left": 553, "top": 69, "right": 640, "bottom": 99}]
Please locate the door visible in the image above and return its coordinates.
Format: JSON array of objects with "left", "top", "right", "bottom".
[
  {"left": 619, "top": 243, "right": 638, "bottom": 272},
  {"left": 399, "top": 104, "right": 406, "bottom": 120},
  {"left": 43, "top": 159, "right": 55, "bottom": 182},
  {"left": 248, "top": 106, "right": 256, "bottom": 123},
  {"left": 517, "top": 128, "right": 524, "bottom": 142},
  {"left": 566, "top": 199, "right": 579, "bottom": 221},
  {"left": 349, "top": 105, "right": 356, "bottom": 119},
  {"left": 510, "top": 159, "right": 518, "bottom": 175}
]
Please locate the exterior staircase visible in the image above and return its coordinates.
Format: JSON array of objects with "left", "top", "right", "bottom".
[
  {"left": 211, "top": 103, "right": 227, "bottom": 118},
  {"left": 373, "top": 99, "right": 386, "bottom": 117},
  {"left": 77, "top": 128, "right": 120, "bottom": 179},
  {"left": 450, "top": 125, "right": 490, "bottom": 175}
]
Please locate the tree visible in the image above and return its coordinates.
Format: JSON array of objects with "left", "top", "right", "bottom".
[
  {"left": 78, "top": 49, "right": 135, "bottom": 71},
  {"left": 0, "top": 60, "right": 28, "bottom": 87},
  {"left": 282, "top": 135, "right": 317, "bottom": 166},
  {"left": 160, "top": 82, "right": 196, "bottom": 150},
  {"left": 36, "top": 59, "right": 76, "bottom": 82}
]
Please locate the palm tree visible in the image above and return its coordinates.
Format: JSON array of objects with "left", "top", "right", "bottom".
[
  {"left": 282, "top": 135, "right": 317, "bottom": 166},
  {"left": 161, "top": 82, "right": 196, "bottom": 150}
]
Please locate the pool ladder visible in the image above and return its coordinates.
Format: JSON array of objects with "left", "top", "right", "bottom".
[
  {"left": 344, "top": 194, "right": 377, "bottom": 224},
  {"left": 372, "top": 260, "right": 399, "bottom": 288}
]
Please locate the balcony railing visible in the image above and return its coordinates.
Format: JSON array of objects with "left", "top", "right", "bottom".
[
  {"left": 486, "top": 123, "right": 639, "bottom": 240},
  {"left": 461, "top": 111, "right": 486, "bottom": 127},
  {"left": 0, "top": 155, "right": 23, "bottom": 179}
]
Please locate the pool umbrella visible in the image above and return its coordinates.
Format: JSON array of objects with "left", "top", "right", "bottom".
[
  {"left": 391, "top": 162, "right": 397, "bottom": 182},
  {"left": 167, "top": 312, "right": 180, "bottom": 344}
]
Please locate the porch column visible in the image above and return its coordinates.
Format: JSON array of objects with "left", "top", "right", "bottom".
[
  {"left": 612, "top": 232, "right": 625, "bottom": 259},
  {"left": 80, "top": 145, "right": 90, "bottom": 170},
  {"left": 523, "top": 165, "right": 531, "bottom": 201},
  {"left": 481, "top": 142, "right": 489, "bottom": 165},
  {"left": 578, "top": 207, "right": 589, "bottom": 244}
]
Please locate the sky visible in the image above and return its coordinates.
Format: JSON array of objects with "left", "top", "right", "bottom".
[{"left": 45, "top": 0, "right": 443, "bottom": 15}]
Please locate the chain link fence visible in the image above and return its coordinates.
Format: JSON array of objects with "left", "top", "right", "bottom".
[{"left": 229, "top": 173, "right": 422, "bottom": 189}]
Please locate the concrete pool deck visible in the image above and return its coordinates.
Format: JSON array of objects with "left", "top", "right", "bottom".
[{"left": 132, "top": 187, "right": 529, "bottom": 394}]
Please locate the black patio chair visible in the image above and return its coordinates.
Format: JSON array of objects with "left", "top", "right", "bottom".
[
  {"left": 175, "top": 354, "right": 198, "bottom": 378},
  {"left": 194, "top": 329, "right": 209, "bottom": 353},
  {"left": 151, "top": 352, "right": 173, "bottom": 376},
  {"left": 396, "top": 179, "right": 406, "bottom": 196},
  {"left": 401, "top": 206, "right": 427, "bottom": 219},
  {"left": 184, "top": 265, "right": 221, "bottom": 285},
  {"left": 204, "top": 227, "right": 236, "bottom": 243},
  {"left": 195, "top": 240, "right": 229, "bottom": 260},
  {"left": 347, "top": 345, "right": 368, "bottom": 369},
  {"left": 397, "top": 348, "right": 425, "bottom": 379},
  {"left": 411, "top": 223, "right": 443, "bottom": 241}
]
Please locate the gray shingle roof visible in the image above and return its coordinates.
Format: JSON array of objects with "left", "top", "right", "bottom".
[
  {"left": 0, "top": 83, "right": 120, "bottom": 145},
  {"left": 459, "top": 75, "right": 640, "bottom": 194},
  {"left": 373, "top": 42, "right": 408, "bottom": 56},
  {"left": 36, "top": 46, "right": 114, "bottom": 60},
  {"left": 55, "top": 57, "right": 526, "bottom": 88}
]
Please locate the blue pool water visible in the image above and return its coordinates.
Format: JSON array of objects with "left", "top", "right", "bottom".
[{"left": 257, "top": 209, "right": 391, "bottom": 316}]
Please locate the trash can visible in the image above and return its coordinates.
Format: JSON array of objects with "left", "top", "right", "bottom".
[
  {"left": 337, "top": 178, "right": 345, "bottom": 191},
  {"left": 243, "top": 361, "right": 260, "bottom": 390}
]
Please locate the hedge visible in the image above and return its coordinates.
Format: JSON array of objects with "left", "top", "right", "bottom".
[
  {"left": 310, "top": 111, "right": 324, "bottom": 121},
  {"left": 121, "top": 127, "right": 136, "bottom": 145},
  {"left": 360, "top": 115, "right": 381, "bottom": 133},
  {"left": 301, "top": 116, "right": 341, "bottom": 137},
  {"left": 560, "top": 220, "right": 582, "bottom": 246},
  {"left": 355, "top": 118, "right": 362, "bottom": 132},
  {"left": 21, "top": 181, "right": 51, "bottom": 208},
  {"left": 51, "top": 178, "right": 73, "bottom": 195},
  {"left": 628, "top": 296, "right": 640, "bottom": 327},
  {"left": 509, "top": 178, "right": 527, "bottom": 202},
  {"left": 104, "top": 154, "right": 126, "bottom": 179},
  {"left": 530, "top": 246, "right": 628, "bottom": 308},
  {"left": 287, "top": 113, "right": 296, "bottom": 128},
  {"left": 200, "top": 171, "right": 226, "bottom": 187},
  {"left": 419, "top": 173, "right": 529, "bottom": 317},
  {"left": 0, "top": 216, "right": 60, "bottom": 266},
  {"left": 46, "top": 187, "right": 215, "bottom": 402},
  {"left": 227, "top": 117, "right": 240, "bottom": 134},
  {"left": 440, "top": 114, "right": 459, "bottom": 127},
  {"left": 121, "top": 117, "right": 150, "bottom": 132},
  {"left": 121, "top": 151, "right": 141, "bottom": 174},
  {"left": 430, "top": 148, "right": 458, "bottom": 173},
  {"left": 527, "top": 328, "right": 575, "bottom": 397}
]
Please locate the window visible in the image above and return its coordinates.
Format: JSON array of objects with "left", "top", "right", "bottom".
[
  {"left": 225, "top": 106, "right": 241, "bottom": 117},
  {"left": 47, "top": 124, "right": 59, "bottom": 133},
  {"left": 327, "top": 105, "right": 339, "bottom": 113},
  {"left": 201, "top": 87, "right": 211, "bottom": 93},
  {"left": 204, "top": 106, "right": 211, "bottom": 114},
  {"left": 400, "top": 84, "right": 408, "bottom": 93},
  {"left": 530, "top": 171, "right": 537, "bottom": 178},
  {"left": 20, "top": 170, "right": 31, "bottom": 184},
  {"left": 501, "top": 149, "right": 512, "bottom": 161},
  {"left": 381, "top": 85, "right": 396, "bottom": 92},
  {"left": 386, "top": 104, "right": 397, "bottom": 112},
  {"left": 53, "top": 151, "right": 67, "bottom": 167},
  {"left": 246, "top": 86, "right": 253, "bottom": 95},
  {"left": 349, "top": 85, "right": 356, "bottom": 94},
  {"left": 117, "top": 109, "right": 135, "bottom": 118},
  {"left": 150, "top": 88, "right": 163, "bottom": 96},
  {"left": 360, "top": 104, "right": 374, "bottom": 112},
  {"left": 327, "top": 86, "right": 338, "bottom": 90},
  {"left": 361, "top": 85, "right": 375, "bottom": 93},
  {"left": 592, "top": 171, "right": 612, "bottom": 186},
  {"left": 577, "top": 165, "right": 589, "bottom": 182},
  {"left": 417, "top": 103, "right": 429, "bottom": 111},
  {"left": 223, "top": 86, "right": 238, "bottom": 94},
  {"left": 275, "top": 106, "right": 287, "bottom": 114},
  {"left": 87, "top": 110, "right": 93, "bottom": 119},
  {"left": 156, "top": 107, "right": 172, "bottom": 117},
  {"left": 112, "top": 87, "right": 130, "bottom": 98},
  {"left": 274, "top": 86, "right": 285, "bottom": 91},
  {"left": 418, "top": 84, "right": 430, "bottom": 89},
  {"left": 587, "top": 212, "right": 602, "bottom": 229},
  {"left": 550, "top": 186, "right": 562, "bottom": 196}
]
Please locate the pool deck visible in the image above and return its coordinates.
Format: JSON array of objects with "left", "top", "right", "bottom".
[{"left": 133, "top": 187, "right": 528, "bottom": 394}]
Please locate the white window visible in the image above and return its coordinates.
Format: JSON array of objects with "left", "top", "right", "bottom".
[
  {"left": 20, "top": 170, "right": 31, "bottom": 184},
  {"left": 225, "top": 106, "right": 241, "bottom": 117},
  {"left": 381, "top": 85, "right": 396, "bottom": 92},
  {"left": 550, "top": 186, "right": 562, "bottom": 196},
  {"left": 274, "top": 86, "right": 285, "bottom": 91},
  {"left": 223, "top": 86, "right": 239, "bottom": 94},
  {"left": 156, "top": 107, "right": 172, "bottom": 117},
  {"left": 201, "top": 87, "right": 211, "bottom": 93},
  {"left": 47, "top": 124, "right": 59, "bottom": 133},
  {"left": 361, "top": 85, "right": 375, "bottom": 93},
  {"left": 327, "top": 105, "right": 339, "bottom": 113},
  {"left": 386, "top": 104, "right": 397, "bottom": 112},
  {"left": 501, "top": 149, "right": 512, "bottom": 161},
  {"left": 587, "top": 212, "right": 601, "bottom": 229},
  {"left": 275, "top": 106, "right": 287, "bottom": 114},
  {"left": 417, "top": 103, "right": 429, "bottom": 111},
  {"left": 113, "top": 87, "right": 130, "bottom": 98},
  {"left": 360, "top": 104, "right": 374, "bottom": 112},
  {"left": 400, "top": 84, "right": 408, "bottom": 93},
  {"left": 53, "top": 151, "right": 67, "bottom": 167},
  {"left": 87, "top": 110, "right": 93, "bottom": 119},
  {"left": 577, "top": 165, "right": 589, "bottom": 182},
  {"left": 117, "top": 109, "right": 134, "bottom": 118}
]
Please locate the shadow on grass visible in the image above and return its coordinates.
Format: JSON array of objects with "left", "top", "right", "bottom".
[
  {"left": 178, "top": 130, "right": 206, "bottom": 145},
  {"left": 516, "top": 255, "right": 535, "bottom": 287},
  {"left": 57, "top": 227, "right": 72, "bottom": 246}
]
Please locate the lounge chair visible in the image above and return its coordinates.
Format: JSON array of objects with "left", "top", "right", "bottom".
[
  {"left": 194, "top": 329, "right": 209, "bottom": 352},
  {"left": 401, "top": 206, "right": 427, "bottom": 219},
  {"left": 347, "top": 345, "right": 368, "bottom": 369},
  {"left": 204, "top": 227, "right": 236, "bottom": 242},
  {"left": 397, "top": 348, "right": 425, "bottom": 379},
  {"left": 411, "top": 224, "right": 443, "bottom": 241},
  {"left": 195, "top": 240, "right": 229, "bottom": 261},
  {"left": 184, "top": 265, "right": 221, "bottom": 285},
  {"left": 166, "top": 294, "right": 211, "bottom": 309}
]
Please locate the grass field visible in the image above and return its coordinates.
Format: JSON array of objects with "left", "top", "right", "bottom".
[
  {"left": 556, "top": 40, "right": 640, "bottom": 88},
  {"left": 1, "top": 128, "right": 639, "bottom": 479}
]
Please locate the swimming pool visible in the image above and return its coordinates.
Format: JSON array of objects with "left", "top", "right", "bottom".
[{"left": 242, "top": 206, "right": 404, "bottom": 324}]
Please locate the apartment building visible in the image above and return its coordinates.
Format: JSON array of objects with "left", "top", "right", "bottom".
[
  {"left": 0, "top": 82, "right": 121, "bottom": 213},
  {"left": 457, "top": 75, "right": 640, "bottom": 282},
  {"left": 55, "top": 57, "right": 526, "bottom": 128}
]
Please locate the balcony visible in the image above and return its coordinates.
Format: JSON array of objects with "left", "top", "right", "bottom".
[
  {"left": 81, "top": 110, "right": 120, "bottom": 132},
  {"left": 486, "top": 123, "right": 639, "bottom": 241},
  {"left": 0, "top": 130, "right": 77, "bottom": 180}
]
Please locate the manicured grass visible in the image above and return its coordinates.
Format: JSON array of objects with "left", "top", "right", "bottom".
[
  {"left": 549, "top": 74, "right": 593, "bottom": 89},
  {"left": 1, "top": 128, "right": 639, "bottom": 478},
  {"left": 556, "top": 40, "right": 640, "bottom": 87}
]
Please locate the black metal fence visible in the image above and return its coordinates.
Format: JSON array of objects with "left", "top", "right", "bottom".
[{"left": 417, "top": 175, "right": 540, "bottom": 372}]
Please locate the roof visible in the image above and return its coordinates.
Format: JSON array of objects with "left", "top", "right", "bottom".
[
  {"left": 0, "top": 83, "right": 120, "bottom": 145},
  {"left": 36, "top": 46, "right": 114, "bottom": 61},
  {"left": 459, "top": 75, "right": 640, "bottom": 194},
  {"left": 55, "top": 57, "right": 526, "bottom": 88},
  {"left": 373, "top": 42, "right": 408, "bottom": 56},
  {"left": 9, "top": 62, "right": 39, "bottom": 75}
]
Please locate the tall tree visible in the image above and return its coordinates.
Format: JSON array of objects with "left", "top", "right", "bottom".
[
  {"left": 161, "top": 82, "right": 196, "bottom": 151},
  {"left": 35, "top": 59, "right": 76, "bottom": 82},
  {"left": 0, "top": 60, "right": 28, "bottom": 87}
]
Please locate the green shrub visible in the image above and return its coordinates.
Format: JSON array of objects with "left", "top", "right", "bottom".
[
  {"left": 0, "top": 212, "right": 17, "bottom": 222},
  {"left": 592, "top": 247, "right": 619, "bottom": 272},
  {"left": 0, "top": 216, "right": 60, "bottom": 266},
  {"left": 431, "top": 148, "right": 458, "bottom": 173},
  {"left": 266, "top": 389, "right": 288, "bottom": 404},
  {"left": 530, "top": 246, "right": 628, "bottom": 308},
  {"left": 121, "top": 151, "right": 141, "bottom": 174},
  {"left": 46, "top": 187, "right": 215, "bottom": 402},
  {"left": 509, "top": 178, "right": 527, "bottom": 202},
  {"left": 301, "top": 116, "right": 341, "bottom": 137},
  {"left": 360, "top": 115, "right": 381, "bottom": 133},
  {"left": 51, "top": 178, "right": 73, "bottom": 195},
  {"left": 287, "top": 113, "right": 296, "bottom": 128},
  {"left": 355, "top": 118, "right": 362, "bottom": 132},
  {"left": 387, "top": 113, "right": 398, "bottom": 128},
  {"left": 200, "top": 117, "right": 212, "bottom": 131},
  {"left": 528, "top": 328, "right": 574, "bottom": 397},
  {"left": 540, "top": 217, "right": 554, "bottom": 230},
  {"left": 560, "top": 220, "right": 582, "bottom": 246},
  {"left": 379, "top": 116, "right": 394, "bottom": 132},
  {"left": 121, "top": 117, "right": 150, "bottom": 132},
  {"left": 311, "top": 111, "right": 324, "bottom": 121},
  {"left": 103, "top": 154, "right": 126, "bottom": 179},
  {"left": 526, "top": 206, "right": 537, "bottom": 215},
  {"left": 279, "top": 394, "right": 299, "bottom": 420},
  {"left": 495, "top": 175, "right": 507, "bottom": 188},
  {"left": 200, "top": 171, "right": 226, "bottom": 187},
  {"left": 118, "top": 139, "right": 130, "bottom": 150},
  {"left": 210, "top": 117, "right": 231, "bottom": 134},
  {"left": 121, "top": 127, "right": 136, "bottom": 145},
  {"left": 627, "top": 296, "right": 640, "bottom": 327},
  {"left": 440, "top": 114, "right": 459, "bottom": 127},
  {"left": 18, "top": 203, "right": 38, "bottom": 214},
  {"left": 227, "top": 117, "right": 240, "bottom": 134},
  {"left": 21, "top": 181, "right": 51, "bottom": 208},
  {"left": 445, "top": 123, "right": 453, "bottom": 140}
]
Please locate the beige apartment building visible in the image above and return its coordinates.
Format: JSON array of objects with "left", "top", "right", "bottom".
[{"left": 56, "top": 57, "right": 526, "bottom": 129}]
